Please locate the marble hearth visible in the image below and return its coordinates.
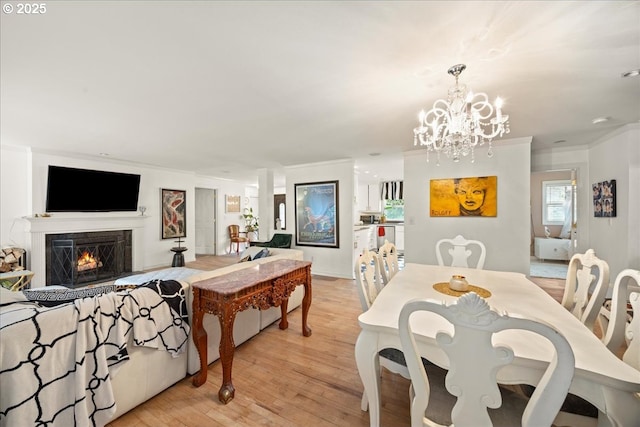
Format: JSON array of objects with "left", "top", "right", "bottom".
[{"left": 24, "top": 215, "right": 148, "bottom": 288}]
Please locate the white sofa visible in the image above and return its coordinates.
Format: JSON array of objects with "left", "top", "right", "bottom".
[
  {"left": 0, "top": 248, "right": 306, "bottom": 425},
  {"left": 109, "top": 247, "right": 305, "bottom": 420}
]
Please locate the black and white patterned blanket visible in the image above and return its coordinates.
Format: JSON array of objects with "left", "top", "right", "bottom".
[{"left": 0, "top": 280, "right": 189, "bottom": 427}]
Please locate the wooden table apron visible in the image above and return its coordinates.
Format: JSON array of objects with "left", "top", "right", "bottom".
[
  {"left": 356, "top": 263, "right": 640, "bottom": 427},
  {"left": 191, "top": 259, "right": 312, "bottom": 403}
]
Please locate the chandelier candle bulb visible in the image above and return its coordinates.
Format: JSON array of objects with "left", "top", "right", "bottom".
[{"left": 495, "top": 97, "right": 503, "bottom": 121}]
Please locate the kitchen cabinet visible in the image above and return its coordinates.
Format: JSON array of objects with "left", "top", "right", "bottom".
[
  {"left": 367, "top": 226, "right": 376, "bottom": 250},
  {"left": 395, "top": 225, "right": 404, "bottom": 252},
  {"left": 354, "top": 226, "right": 376, "bottom": 278},
  {"left": 354, "top": 228, "right": 368, "bottom": 253},
  {"left": 358, "top": 184, "right": 381, "bottom": 212},
  {"left": 367, "top": 184, "right": 380, "bottom": 211},
  {"left": 354, "top": 226, "right": 376, "bottom": 252}
]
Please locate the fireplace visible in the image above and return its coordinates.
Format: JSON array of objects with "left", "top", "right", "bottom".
[
  {"left": 25, "top": 215, "right": 147, "bottom": 288},
  {"left": 46, "top": 230, "right": 132, "bottom": 288}
]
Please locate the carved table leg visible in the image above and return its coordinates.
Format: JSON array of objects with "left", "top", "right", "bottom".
[
  {"left": 302, "top": 267, "right": 312, "bottom": 337},
  {"left": 279, "top": 299, "right": 289, "bottom": 330},
  {"left": 191, "top": 290, "right": 208, "bottom": 387},
  {"left": 218, "top": 302, "right": 237, "bottom": 404}
]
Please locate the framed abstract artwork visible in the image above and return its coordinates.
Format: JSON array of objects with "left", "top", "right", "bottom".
[
  {"left": 593, "top": 179, "right": 616, "bottom": 217},
  {"left": 430, "top": 176, "right": 497, "bottom": 217},
  {"left": 161, "top": 188, "right": 186, "bottom": 239},
  {"left": 295, "top": 180, "right": 339, "bottom": 248}
]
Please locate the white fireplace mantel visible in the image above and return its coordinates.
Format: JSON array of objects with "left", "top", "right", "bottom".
[{"left": 24, "top": 215, "right": 149, "bottom": 288}]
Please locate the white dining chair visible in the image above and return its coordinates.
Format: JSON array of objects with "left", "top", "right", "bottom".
[
  {"left": 399, "top": 292, "right": 575, "bottom": 427},
  {"left": 624, "top": 292, "right": 640, "bottom": 370},
  {"left": 599, "top": 269, "right": 640, "bottom": 370},
  {"left": 561, "top": 249, "right": 610, "bottom": 332},
  {"left": 435, "top": 235, "right": 486, "bottom": 269},
  {"left": 377, "top": 239, "right": 400, "bottom": 285},
  {"left": 354, "top": 248, "right": 410, "bottom": 411}
]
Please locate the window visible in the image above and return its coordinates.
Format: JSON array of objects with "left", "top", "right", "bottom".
[
  {"left": 383, "top": 199, "right": 404, "bottom": 221},
  {"left": 542, "top": 180, "right": 572, "bottom": 225}
]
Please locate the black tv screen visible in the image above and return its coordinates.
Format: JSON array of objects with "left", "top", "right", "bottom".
[{"left": 46, "top": 166, "right": 141, "bottom": 212}]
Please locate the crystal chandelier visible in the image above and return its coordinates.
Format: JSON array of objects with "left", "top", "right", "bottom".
[{"left": 413, "top": 64, "right": 510, "bottom": 164}]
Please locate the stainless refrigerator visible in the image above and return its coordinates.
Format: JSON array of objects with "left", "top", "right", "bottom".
[{"left": 376, "top": 225, "right": 395, "bottom": 248}]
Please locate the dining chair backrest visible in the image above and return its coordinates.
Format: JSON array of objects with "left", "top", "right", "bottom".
[
  {"left": 377, "top": 239, "right": 400, "bottom": 285},
  {"left": 561, "top": 249, "right": 610, "bottom": 331},
  {"left": 354, "top": 248, "right": 382, "bottom": 312},
  {"left": 435, "top": 235, "right": 486, "bottom": 269},
  {"left": 399, "top": 292, "right": 575, "bottom": 427},
  {"left": 228, "top": 224, "right": 241, "bottom": 238},
  {"left": 228, "top": 224, "right": 249, "bottom": 254},
  {"left": 625, "top": 292, "right": 640, "bottom": 370},
  {"left": 354, "top": 247, "right": 411, "bottom": 411},
  {"left": 599, "top": 269, "right": 640, "bottom": 370}
]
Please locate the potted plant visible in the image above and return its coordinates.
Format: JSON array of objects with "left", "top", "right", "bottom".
[{"left": 242, "top": 207, "right": 259, "bottom": 241}]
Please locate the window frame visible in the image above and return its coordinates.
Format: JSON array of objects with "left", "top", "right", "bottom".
[
  {"left": 383, "top": 198, "right": 404, "bottom": 222},
  {"left": 542, "top": 179, "right": 572, "bottom": 226}
]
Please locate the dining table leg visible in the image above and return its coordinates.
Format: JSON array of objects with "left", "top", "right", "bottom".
[{"left": 355, "top": 330, "right": 382, "bottom": 427}]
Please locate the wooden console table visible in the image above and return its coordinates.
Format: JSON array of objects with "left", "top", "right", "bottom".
[{"left": 191, "top": 259, "right": 312, "bottom": 403}]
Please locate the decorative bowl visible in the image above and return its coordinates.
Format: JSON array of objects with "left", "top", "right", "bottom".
[{"left": 449, "top": 275, "right": 469, "bottom": 292}]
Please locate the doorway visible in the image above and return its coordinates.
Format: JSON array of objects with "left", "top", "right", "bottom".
[
  {"left": 195, "top": 188, "right": 217, "bottom": 255},
  {"left": 530, "top": 169, "right": 576, "bottom": 279}
]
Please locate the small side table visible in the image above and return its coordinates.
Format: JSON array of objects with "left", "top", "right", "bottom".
[
  {"left": 0, "top": 270, "right": 34, "bottom": 291},
  {"left": 170, "top": 247, "right": 188, "bottom": 267}
]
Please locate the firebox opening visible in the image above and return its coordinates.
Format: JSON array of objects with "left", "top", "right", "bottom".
[{"left": 45, "top": 230, "right": 132, "bottom": 288}]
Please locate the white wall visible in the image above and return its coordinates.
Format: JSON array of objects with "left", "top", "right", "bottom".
[
  {"left": 404, "top": 138, "right": 532, "bottom": 275},
  {"left": 1, "top": 145, "right": 357, "bottom": 281},
  {"left": 0, "top": 146, "right": 31, "bottom": 250},
  {"left": 285, "top": 159, "right": 355, "bottom": 278},
  {"left": 194, "top": 175, "right": 253, "bottom": 255},
  {"left": 587, "top": 124, "right": 640, "bottom": 279},
  {"left": 531, "top": 124, "right": 640, "bottom": 279},
  {"left": 1, "top": 146, "right": 203, "bottom": 278}
]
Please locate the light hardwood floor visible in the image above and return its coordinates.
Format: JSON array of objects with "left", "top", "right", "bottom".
[{"left": 106, "top": 255, "right": 565, "bottom": 427}]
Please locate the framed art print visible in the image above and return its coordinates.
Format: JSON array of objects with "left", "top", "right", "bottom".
[
  {"left": 593, "top": 179, "right": 616, "bottom": 217},
  {"left": 430, "top": 176, "right": 497, "bottom": 217},
  {"left": 295, "top": 180, "right": 339, "bottom": 248},
  {"left": 161, "top": 188, "right": 186, "bottom": 239},
  {"left": 225, "top": 195, "right": 241, "bottom": 213}
]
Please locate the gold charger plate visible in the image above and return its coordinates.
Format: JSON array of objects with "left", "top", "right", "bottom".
[{"left": 433, "top": 282, "right": 492, "bottom": 298}]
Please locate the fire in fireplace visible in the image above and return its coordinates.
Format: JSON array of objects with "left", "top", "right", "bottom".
[
  {"left": 45, "top": 230, "right": 132, "bottom": 288},
  {"left": 77, "top": 250, "right": 103, "bottom": 272}
]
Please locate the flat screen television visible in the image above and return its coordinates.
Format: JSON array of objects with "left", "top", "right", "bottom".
[{"left": 46, "top": 165, "right": 141, "bottom": 212}]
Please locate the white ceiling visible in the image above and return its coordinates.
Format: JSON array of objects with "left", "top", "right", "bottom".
[{"left": 1, "top": 1, "right": 639, "bottom": 186}]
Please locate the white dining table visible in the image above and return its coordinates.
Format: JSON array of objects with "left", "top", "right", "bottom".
[{"left": 355, "top": 263, "right": 640, "bottom": 427}]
